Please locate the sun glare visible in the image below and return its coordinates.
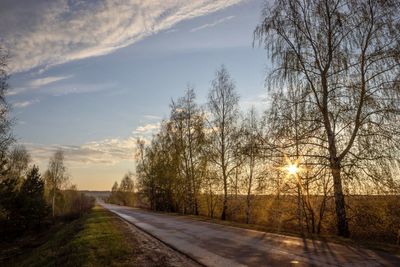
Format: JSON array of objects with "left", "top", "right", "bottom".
[{"left": 287, "top": 164, "right": 299, "bottom": 175}]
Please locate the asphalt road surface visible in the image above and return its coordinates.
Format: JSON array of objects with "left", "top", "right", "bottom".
[{"left": 102, "top": 203, "right": 400, "bottom": 267}]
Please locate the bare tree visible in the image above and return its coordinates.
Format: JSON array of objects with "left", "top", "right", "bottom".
[
  {"left": 112, "top": 181, "right": 119, "bottom": 192},
  {"left": 255, "top": 0, "right": 400, "bottom": 236},
  {"left": 0, "top": 45, "right": 13, "bottom": 176},
  {"left": 120, "top": 172, "right": 134, "bottom": 192},
  {"left": 170, "top": 86, "right": 205, "bottom": 215},
  {"left": 7, "top": 145, "right": 31, "bottom": 182},
  {"left": 265, "top": 84, "right": 330, "bottom": 233},
  {"left": 46, "top": 150, "right": 68, "bottom": 217},
  {"left": 118, "top": 172, "right": 135, "bottom": 206},
  {"left": 135, "top": 138, "right": 155, "bottom": 209},
  {"left": 206, "top": 65, "right": 239, "bottom": 220},
  {"left": 240, "top": 107, "right": 262, "bottom": 224},
  {"left": 136, "top": 122, "right": 184, "bottom": 212},
  {"left": 203, "top": 167, "right": 219, "bottom": 218}
]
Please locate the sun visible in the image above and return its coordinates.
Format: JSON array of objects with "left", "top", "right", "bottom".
[{"left": 287, "top": 164, "right": 299, "bottom": 175}]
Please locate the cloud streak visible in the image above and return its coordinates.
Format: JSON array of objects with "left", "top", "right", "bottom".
[
  {"left": 30, "top": 76, "right": 71, "bottom": 88},
  {"left": 190, "top": 15, "right": 235, "bottom": 32},
  {"left": 1, "top": 0, "right": 243, "bottom": 73},
  {"left": 25, "top": 138, "right": 136, "bottom": 165},
  {"left": 7, "top": 75, "right": 71, "bottom": 96},
  {"left": 24, "top": 120, "right": 161, "bottom": 166},
  {"left": 133, "top": 123, "right": 161, "bottom": 134},
  {"left": 12, "top": 99, "right": 40, "bottom": 108}
]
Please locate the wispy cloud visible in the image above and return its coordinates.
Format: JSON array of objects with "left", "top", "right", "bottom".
[
  {"left": 7, "top": 75, "right": 71, "bottom": 96},
  {"left": 30, "top": 76, "right": 70, "bottom": 87},
  {"left": 133, "top": 123, "right": 160, "bottom": 135},
  {"left": 12, "top": 99, "right": 40, "bottom": 108},
  {"left": 24, "top": 121, "right": 162, "bottom": 166},
  {"left": 25, "top": 138, "right": 137, "bottom": 165},
  {"left": 143, "top": 115, "right": 162, "bottom": 120},
  {"left": 130, "top": 122, "right": 161, "bottom": 145},
  {"left": 240, "top": 92, "right": 269, "bottom": 112},
  {"left": 50, "top": 82, "right": 116, "bottom": 96},
  {"left": 164, "top": 28, "right": 179, "bottom": 34},
  {"left": 1, "top": 0, "right": 243, "bottom": 73},
  {"left": 190, "top": 15, "right": 235, "bottom": 32}
]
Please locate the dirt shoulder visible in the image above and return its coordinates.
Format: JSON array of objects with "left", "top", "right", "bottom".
[{"left": 113, "top": 209, "right": 201, "bottom": 267}]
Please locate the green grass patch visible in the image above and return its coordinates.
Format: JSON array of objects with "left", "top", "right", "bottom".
[{"left": 3, "top": 206, "right": 136, "bottom": 267}]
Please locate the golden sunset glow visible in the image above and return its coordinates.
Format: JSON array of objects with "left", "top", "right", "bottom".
[
  {"left": 287, "top": 164, "right": 299, "bottom": 175},
  {"left": 1, "top": 0, "right": 399, "bottom": 264}
]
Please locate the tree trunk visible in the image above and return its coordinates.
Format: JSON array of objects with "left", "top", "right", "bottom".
[
  {"left": 246, "top": 149, "right": 256, "bottom": 224},
  {"left": 210, "top": 191, "right": 214, "bottom": 218},
  {"left": 297, "top": 184, "right": 303, "bottom": 232},
  {"left": 246, "top": 182, "right": 251, "bottom": 224},
  {"left": 331, "top": 160, "right": 350, "bottom": 237},
  {"left": 221, "top": 127, "right": 228, "bottom": 221},
  {"left": 52, "top": 188, "right": 56, "bottom": 218},
  {"left": 317, "top": 195, "right": 327, "bottom": 234},
  {"left": 221, "top": 176, "right": 228, "bottom": 220}
]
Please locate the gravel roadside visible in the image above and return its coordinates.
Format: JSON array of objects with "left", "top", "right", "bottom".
[{"left": 115, "top": 215, "right": 201, "bottom": 267}]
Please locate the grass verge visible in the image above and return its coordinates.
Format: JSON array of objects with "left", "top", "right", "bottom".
[{"left": 1, "top": 205, "right": 136, "bottom": 267}]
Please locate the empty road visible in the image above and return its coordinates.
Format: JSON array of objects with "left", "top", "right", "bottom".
[{"left": 102, "top": 203, "right": 400, "bottom": 267}]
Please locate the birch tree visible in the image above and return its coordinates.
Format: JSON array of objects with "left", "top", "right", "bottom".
[
  {"left": 46, "top": 150, "right": 68, "bottom": 217},
  {"left": 0, "top": 45, "right": 13, "bottom": 175},
  {"left": 255, "top": 0, "right": 400, "bottom": 237},
  {"left": 206, "top": 65, "right": 239, "bottom": 220},
  {"left": 170, "top": 87, "right": 205, "bottom": 215},
  {"left": 240, "top": 107, "right": 262, "bottom": 224}
]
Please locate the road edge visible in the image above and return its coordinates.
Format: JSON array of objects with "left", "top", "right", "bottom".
[{"left": 105, "top": 206, "right": 207, "bottom": 267}]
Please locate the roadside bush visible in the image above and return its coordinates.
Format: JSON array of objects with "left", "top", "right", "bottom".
[
  {"left": 349, "top": 196, "right": 400, "bottom": 243},
  {"left": 57, "top": 187, "right": 95, "bottom": 220},
  {"left": 107, "top": 174, "right": 135, "bottom": 207},
  {"left": 107, "top": 191, "right": 135, "bottom": 206}
]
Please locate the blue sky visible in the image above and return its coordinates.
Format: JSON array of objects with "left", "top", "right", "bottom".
[{"left": 2, "top": 0, "right": 270, "bottom": 190}]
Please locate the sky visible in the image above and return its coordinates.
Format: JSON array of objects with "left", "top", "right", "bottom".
[{"left": 1, "top": 0, "right": 271, "bottom": 190}]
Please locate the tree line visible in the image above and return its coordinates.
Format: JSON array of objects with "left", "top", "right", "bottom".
[
  {"left": 107, "top": 172, "right": 135, "bottom": 206},
  {"left": 0, "top": 47, "right": 94, "bottom": 240},
  {"left": 0, "top": 147, "right": 94, "bottom": 239},
  {"left": 131, "top": 0, "right": 400, "bottom": 242}
]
